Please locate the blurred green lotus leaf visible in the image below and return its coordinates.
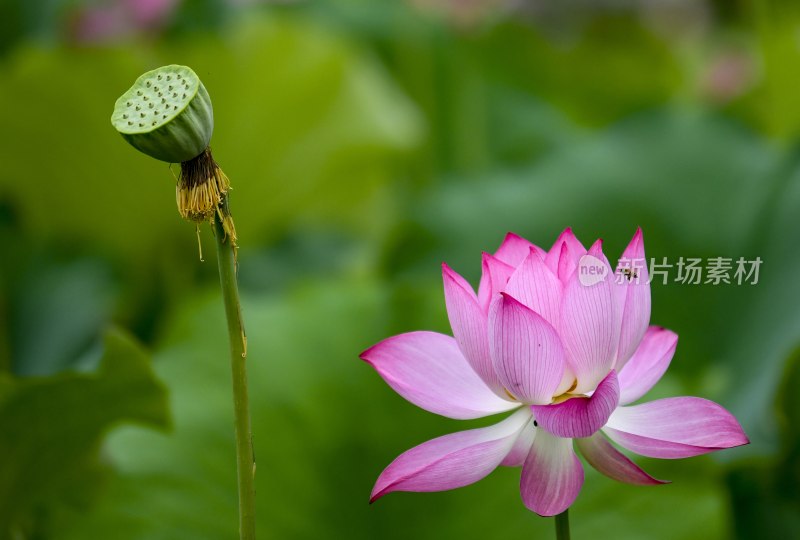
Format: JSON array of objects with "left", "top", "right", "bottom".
[
  {"left": 0, "top": 328, "right": 169, "bottom": 539},
  {"left": 726, "top": 346, "right": 800, "bottom": 539}
]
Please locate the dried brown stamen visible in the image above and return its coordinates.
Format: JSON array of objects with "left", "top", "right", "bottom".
[{"left": 177, "top": 147, "right": 237, "bottom": 251}]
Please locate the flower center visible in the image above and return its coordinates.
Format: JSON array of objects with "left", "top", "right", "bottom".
[
  {"left": 550, "top": 378, "right": 580, "bottom": 404},
  {"left": 551, "top": 392, "right": 586, "bottom": 405}
]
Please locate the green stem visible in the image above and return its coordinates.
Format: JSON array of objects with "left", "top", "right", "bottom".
[
  {"left": 213, "top": 214, "right": 256, "bottom": 539},
  {"left": 555, "top": 509, "right": 570, "bottom": 540}
]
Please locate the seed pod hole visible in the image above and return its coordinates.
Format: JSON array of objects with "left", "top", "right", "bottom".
[{"left": 112, "top": 64, "right": 213, "bottom": 162}]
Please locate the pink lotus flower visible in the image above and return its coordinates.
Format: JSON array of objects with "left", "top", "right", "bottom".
[
  {"left": 361, "top": 228, "right": 748, "bottom": 516},
  {"left": 72, "top": 0, "right": 180, "bottom": 43}
]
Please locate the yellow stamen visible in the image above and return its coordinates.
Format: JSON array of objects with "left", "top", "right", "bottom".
[
  {"left": 177, "top": 148, "right": 232, "bottom": 222},
  {"left": 551, "top": 379, "right": 582, "bottom": 404},
  {"left": 177, "top": 147, "right": 239, "bottom": 260}
]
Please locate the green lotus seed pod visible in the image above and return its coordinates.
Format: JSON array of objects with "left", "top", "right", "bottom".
[{"left": 111, "top": 65, "right": 213, "bottom": 163}]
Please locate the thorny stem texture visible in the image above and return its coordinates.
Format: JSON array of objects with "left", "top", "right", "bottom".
[{"left": 214, "top": 201, "right": 255, "bottom": 539}]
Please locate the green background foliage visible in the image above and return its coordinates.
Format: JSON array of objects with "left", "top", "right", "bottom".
[{"left": 0, "top": 0, "right": 798, "bottom": 538}]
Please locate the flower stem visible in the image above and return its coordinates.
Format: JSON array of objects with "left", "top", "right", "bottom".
[
  {"left": 555, "top": 509, "right": 570, "bottom": 540},
  {"left": 213, "top": 210, "right": 256, "bottom": 539}
]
